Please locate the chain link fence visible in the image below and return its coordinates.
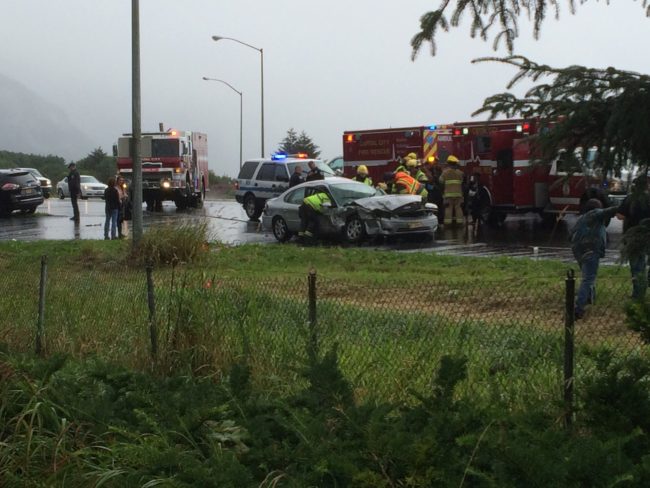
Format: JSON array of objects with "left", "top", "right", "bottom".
[{"left": 0, "top": 257, "right": 646, "bottom": 411}]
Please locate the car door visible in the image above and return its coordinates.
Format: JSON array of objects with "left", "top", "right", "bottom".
[
  {"left": 283, "top": 187, "right": 305, "bottom": 231},
  {"left": 255, "top": 163, "right": 281, "bottom": 200}
]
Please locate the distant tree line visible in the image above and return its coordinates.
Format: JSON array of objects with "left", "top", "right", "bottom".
[{"left": 0, "top": 148, "right": 116, "bottom": 184}]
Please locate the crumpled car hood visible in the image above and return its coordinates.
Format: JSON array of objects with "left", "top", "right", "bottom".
[{"left": 351, "top": 194, "right": 424, "bottom": 214}]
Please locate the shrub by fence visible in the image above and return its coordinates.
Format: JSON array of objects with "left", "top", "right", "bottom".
[{"left": 0, "top": 257, "right": 646, "bottom": 419}]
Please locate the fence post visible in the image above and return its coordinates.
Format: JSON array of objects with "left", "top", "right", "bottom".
[
  {"left": 563, "top": 269, "right": 576, "bottom": 428},
  {"left": 146, "top": 264, "right": 158, "bottom": 359},
  {"left": 35, "top": 255, "right": 47, "bottom": 356},
  {"left": 308, "top": 269, "right": 318, "bottom": 363}
]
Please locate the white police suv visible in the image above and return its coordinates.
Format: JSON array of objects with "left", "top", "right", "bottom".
[{"left": 235, "top": 153, "right": 334, "bottom": 220}]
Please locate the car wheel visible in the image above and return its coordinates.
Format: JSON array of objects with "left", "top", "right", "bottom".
[
  {"left": 344, "top": 215, "right": 365, "bottom": 243},
  {"left": 58, "top": 188, "right": 65, "bottom": 199},
  {"left": 272, "top": 216, "right": 292, "bottom": 243},
  {"left": 244, "top": 194, "right": 262, "bottom": 220}
]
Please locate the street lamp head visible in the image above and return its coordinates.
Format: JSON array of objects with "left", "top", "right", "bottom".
[
  {"left": 202, "top": 76, "right": 209, "bottom": 80},
  {"left": 211, "top": 35, "right": 223, "bottom": 42}
]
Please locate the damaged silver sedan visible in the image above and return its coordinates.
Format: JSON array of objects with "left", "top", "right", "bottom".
[{"left": 262, "top": 177, "right": 438, "bottom": 243}]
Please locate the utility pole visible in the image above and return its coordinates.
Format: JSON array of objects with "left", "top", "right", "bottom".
[{"left": 131, "top": 0, "right": 143, "bottom": 246}]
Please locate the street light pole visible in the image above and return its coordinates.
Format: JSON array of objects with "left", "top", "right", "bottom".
[
  {"left": 131, "top": 0, "right": 143, "bottom": 246},
  {"left": 211, "top": 35, "right": 264, "bottom": 158},
  {"left": 202, "top": 77, "right": 243, "bottom": 170}
]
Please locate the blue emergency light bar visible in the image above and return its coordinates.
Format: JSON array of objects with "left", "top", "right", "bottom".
[{"left": 271, "top": 153, "right": 287, "bottom": 161}]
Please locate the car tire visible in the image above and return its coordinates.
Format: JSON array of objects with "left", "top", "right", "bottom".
[
  {"left": 58, "top": 188, "right": 65, "bottom": 199},
  {"left": 344, "top": 215, "right": 365, "bottom": 244},
  {"left": 244, "top": 194, "right": 262, "bottom": 220},
  {"left": 272, "top": 216, "right": 292, "bottom": 243}
]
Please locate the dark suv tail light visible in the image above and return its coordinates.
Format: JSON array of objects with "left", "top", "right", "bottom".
[{"left": 2, "top": 183, "right": 20, "bottom": 191}]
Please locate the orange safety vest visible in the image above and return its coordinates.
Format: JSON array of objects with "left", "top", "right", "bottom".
[{"left": 394, "top": 171, "right": 424, "bottom": 195}]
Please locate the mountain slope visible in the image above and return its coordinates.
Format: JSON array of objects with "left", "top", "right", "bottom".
[{"left": 0, "top": 73, "right": 96, "bottom": 160}]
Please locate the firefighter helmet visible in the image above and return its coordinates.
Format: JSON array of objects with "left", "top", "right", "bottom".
[
  {"left": 447, "top": 155, "right": 459, "bottom": 164},
  {"left": 407, "top": 152, "right": 417, "bottom": 160},
  {"left": 357, "top": 165, "right": 368, "bottom": 175},
  {"left": 406, "top": 159, "right": 418, "bottom": 168}
]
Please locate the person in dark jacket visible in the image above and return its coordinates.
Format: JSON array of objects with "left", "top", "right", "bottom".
[
  {"left": 616, "top": 175, "right": 650, "bottom": 300},
  {"left": 103, "top": 177, "right": 121, "bottom": 240},
  {"left": 289, "top": 165, "right": 304, "bottom": 188},
  {"left": 305, "top": 161, "right": 324, "bottom": 181},
  {"left": 570, "top": 198, "right": 619, "bottom": 319},
  {"left": 67, "top": 162, "right": 81, "bottom": 222}
]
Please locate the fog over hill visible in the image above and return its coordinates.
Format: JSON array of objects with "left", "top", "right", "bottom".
[{"left": 0, "top": 73, "right": 96, "bottom": 161}]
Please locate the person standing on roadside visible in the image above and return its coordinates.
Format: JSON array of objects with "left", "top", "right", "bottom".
[
  {"left": 439, "top": 155, "right": 465, "bottom": 227},
  {"left": 616, "top": 175, "right": 650, "bottom": 300},
  {"left": 116, "top": 175, "right": 128, "bottom": 238},
  {"left": 67, "top": 162, "right": 81, "bottom": 222},
  {"left": 289, "top": 165, "right": 304, "bottom": 188},
  {"left": 103, "top": 177, "right": 121, "bottom": 240},
  {"left": 305, "top": 161, "right": 324, "bottom": 181},
  {"left": 570, "top": 198, "right": 619, "bottom": 320}
]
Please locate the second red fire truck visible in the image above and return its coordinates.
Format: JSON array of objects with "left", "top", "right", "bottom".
[
  {"left": 342, "top": 119, "right": 613, "bottom": 224},
  {"left": 115, "top": 126, "right": 209, "bottom": 211}
]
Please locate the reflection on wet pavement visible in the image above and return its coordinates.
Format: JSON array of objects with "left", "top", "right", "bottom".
[{"left": 0, "top": 199, "right": 625, "bottom": 263}]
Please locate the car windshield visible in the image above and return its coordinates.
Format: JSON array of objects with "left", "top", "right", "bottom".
[
  {"left": 80, "top": 176, "right": 100, "bottom": 184},
  {"left": 329, "top": 182, "right": 381, "bottom": 206}
]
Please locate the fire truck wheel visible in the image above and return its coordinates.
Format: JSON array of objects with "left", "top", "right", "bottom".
[
  {"left": 244, "top": 194, "right": 262, "bottom": 220},
  {"left": 344, "top": 215, "right": 366, "bottom": 243},
  {"left": 272, "top": 216, "right": 291, "bottom": 242}
]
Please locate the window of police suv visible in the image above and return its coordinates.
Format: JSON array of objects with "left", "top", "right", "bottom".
[{"left": 237, "top": 161, "right": 258, "bottom": 180}]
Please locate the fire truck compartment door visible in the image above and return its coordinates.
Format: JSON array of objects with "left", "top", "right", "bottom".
[{"left": 491, "top": 148, "right": 514, "bottom": 205}]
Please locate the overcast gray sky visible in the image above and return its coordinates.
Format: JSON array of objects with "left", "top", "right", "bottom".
[{"left": 1, "top": 1, "right": 648, "bottom": 176}]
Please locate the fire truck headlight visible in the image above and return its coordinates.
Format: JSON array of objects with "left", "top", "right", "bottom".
[
  {"left": 175, "top": 168, "right": 182, "bottom": 173},
  {"left": 515, "top": 170, "right": 522, "bottom": 176},
  {"left": 162, "top": 181, "right": 171, "bottom": 189}
]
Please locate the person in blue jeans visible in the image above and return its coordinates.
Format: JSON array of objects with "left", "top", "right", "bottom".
[
  {"left": 616, "top": 176, "right": 650, "bottom": 300},
  {"left": 570, "top": 198, "right": 619, "bottom": 320},
  {"left": 103, "top": 177, "right": 121, "bottom": 240}
]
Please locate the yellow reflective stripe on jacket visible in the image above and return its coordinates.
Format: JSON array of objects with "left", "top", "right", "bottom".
[
  {"left": 304, "top": 192, "right": 330, "bottom": 212},
  {"left": 394, "top": 171, "right": 422, "bottom": 195},
  {"left": 441, "top": 168, "right": 464, "bottom": 198}
]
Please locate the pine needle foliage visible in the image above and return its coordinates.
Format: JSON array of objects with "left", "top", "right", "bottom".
[
  {"left": 471, "top": 55, "right": 650, "bottom": 177},
  {"left": 411, "top": 0, "right": 650, "bottom": 59}
]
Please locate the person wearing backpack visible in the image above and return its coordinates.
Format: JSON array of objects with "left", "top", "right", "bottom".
[{"left": 570, "top": 198, "right": 619, "bottom": 320}]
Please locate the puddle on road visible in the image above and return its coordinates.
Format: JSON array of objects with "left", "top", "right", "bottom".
[{"left": 0, "top": 201, "right": 625, "bottom": 263}]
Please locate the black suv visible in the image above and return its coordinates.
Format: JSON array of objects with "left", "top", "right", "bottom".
[
  {"left": 0, "top": 169, "right": 44, "bottom": 216},
  {"left": 235, "top": 157, "right": 334, "bottom": 220}
]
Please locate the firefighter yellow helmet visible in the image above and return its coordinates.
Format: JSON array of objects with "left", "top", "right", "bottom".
[
  {"left": 447, "top": 155, "right": 459, "bottom": 164},
  {"left": 357, "top": 165, "right": 368, "bottom": 175},
  {"left": 407, "top": 152, "right": 417, "bottom": 160},
  {"left": 406, "top": 159, "right": 418, "bottom": 168}
]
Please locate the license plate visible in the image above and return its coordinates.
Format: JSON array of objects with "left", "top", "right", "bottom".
[
  {"left": 22, "top": 188, "right": 35, "bottom": 195},
  {"left": 408, "top": 222, "right": 422, "bottom": 229}
]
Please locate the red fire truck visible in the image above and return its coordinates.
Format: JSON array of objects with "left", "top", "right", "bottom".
[
  {"left": 115, "top": 127, "right": 209, "bottom": 210},
  {"left": 342, "top": 119, "right": 609, "bottom": 224}
]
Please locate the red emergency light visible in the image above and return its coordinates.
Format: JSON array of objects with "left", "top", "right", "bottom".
[
  {"left": 295, "top": 153, "right": 308, "bottom": 159},
  {"left": 523, "top": 122, "right": 531, "bottom": 131},
  {"left": 345, "top": 134, "right": 356, "bottom": 143},
  {"left": 453, "top": 129, "right": 462, "bottom": 136}
]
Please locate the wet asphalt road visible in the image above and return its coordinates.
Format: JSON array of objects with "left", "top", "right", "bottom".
[{"left": 0, "top": 197, "right": 625, "bottom": 264}]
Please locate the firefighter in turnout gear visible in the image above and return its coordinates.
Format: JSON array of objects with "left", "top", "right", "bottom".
[
  {"left": 440, "top": 155, "right": 464, "bottom": 226},
  {"left": 299, "top": 190, "right": 332, "bottom": 238},
  {"left": 384, "top": 171, "right": 428, "bottom": 202},
  {"left": 407, "top": 158, "right": 428, "bottom": 185},
  {"left": 353, "top": 165, "right": 373, "bottom": 186}
]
